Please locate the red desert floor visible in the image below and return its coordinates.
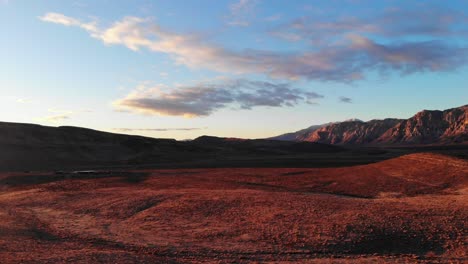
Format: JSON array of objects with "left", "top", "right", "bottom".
[{"left": 0, "top": 153, "right": 467, "bottom": 263}]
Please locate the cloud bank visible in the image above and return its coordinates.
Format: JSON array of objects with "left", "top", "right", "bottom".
[
  {"left": 114, "top": 79, "right": 323, "bottom": 117},
  {"left": 40, "top": 9, "right": 468, "bottom": 82},
  {"left": 271, "top": 8, "right": 468, "bottom": 44}
]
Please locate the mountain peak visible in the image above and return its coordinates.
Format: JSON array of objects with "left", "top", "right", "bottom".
[{"left": 343, "top": 118, "right": 363, "bottom": 122}]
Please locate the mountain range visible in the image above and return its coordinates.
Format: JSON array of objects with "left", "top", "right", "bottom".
[
  {"left": 270, "top": 105, "right": 468, "bottom": 145},
  {"left": 0, "top": 105, "right": 466, "bottom": 171}
]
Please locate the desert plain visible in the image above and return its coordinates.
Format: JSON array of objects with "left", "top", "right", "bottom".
[{"left": 0, "top": 152, "right": 466, "bottom": 263}]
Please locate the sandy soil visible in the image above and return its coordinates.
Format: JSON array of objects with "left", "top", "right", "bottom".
[{"left": 0, "top": 153, "right": 466, "bottom": 263}]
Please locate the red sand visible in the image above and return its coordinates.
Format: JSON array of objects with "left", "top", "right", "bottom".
[{"left": 0, "top": 153, "right": 467, "bottom": 263}]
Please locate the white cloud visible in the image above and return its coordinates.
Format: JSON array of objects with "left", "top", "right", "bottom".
[
  {"left": 39, "top": 12, "right": 81, "bottom": 26},
  {"left": 39, "top": 12, "right": 98, "bottom": 35}
]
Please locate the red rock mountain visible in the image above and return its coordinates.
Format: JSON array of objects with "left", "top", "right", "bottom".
[
  {"left": 271, "top": 105, "right": 468, "bottom": 145},
  {"left": 268, "top": 123, "right": 332, "bottom": 141},
  {"left": 303, "top": 119, "right": 402, "bottom": 144},
  {"left": 376, "top": 105, "right": 468, "bottom": 144}
]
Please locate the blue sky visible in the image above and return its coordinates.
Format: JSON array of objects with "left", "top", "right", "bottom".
[{"left": 1, "top": 0, "right": 467, "bottom": 139}]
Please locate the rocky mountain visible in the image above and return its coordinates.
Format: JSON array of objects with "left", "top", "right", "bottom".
[
  {"left": 271, "top": 105, "right": 468, "bottom": 145},
  {"left": 376, "top": 105, "right": 468, "bottom": 144},
  {"left": 268, "top": 124, "right": 331, "bottom": 141},
  {"left": 270, "top": 119, "right": 364, "bottom": 142},
  {"left": 303, "top": 119, "right": 403, "bottom": 144}
]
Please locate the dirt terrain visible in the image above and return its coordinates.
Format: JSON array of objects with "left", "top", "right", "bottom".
[{"left": 0, "top": 153, "right": 466, "bottom": 263}]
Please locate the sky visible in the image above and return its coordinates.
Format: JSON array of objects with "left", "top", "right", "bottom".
[{"left": 1, "top": 0, "right": 467, "bottom": 140}]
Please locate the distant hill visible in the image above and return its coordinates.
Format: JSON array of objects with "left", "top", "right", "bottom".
[
  {"left": 192, "top": 135, "right": 344, "bottom": 154},
  {"left": 0, "top": 122, "right": 344, "bottom": 171},
  {"left": 0, "top": 122, "right": 183, "bottom": 171},
  {"left": 269, "top": 105, "right": 468, "bottom": 145}
]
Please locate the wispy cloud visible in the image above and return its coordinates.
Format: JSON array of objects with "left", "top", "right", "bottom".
[
  {"left": 264, "top": 14, "right": 282, "bottom": 22},
  {"left": 41, "top": 114, "right": 71, "bottom": 122},
  {"left": 113, "top": 79, "right": 323, "bottom": 117},
  {"left": 37, "top": 108, "right": 73, "bottom": 123},
  {"left": 339, "top": 96, "right": 352, "bottom": 103},
  {"left": 37, "top": 108, "right": 92, "bottom": 123},
  {"left": 40, "top": 12, "right": 80, "bottom": 26},
  {"left": 113, "top": 127, "right": 206, "bottom": 132},
  {"left": 227, "top": 0, "right": 258, "bottom": 26},
  {"left": 39, "top": 12, "right": 98, "bottom": 32},
  {"left": 16, "top": 98, "right": 32, "bottom": 104},
  {"left": 40, "top": 9, "right": 468, "bottom": 82}
]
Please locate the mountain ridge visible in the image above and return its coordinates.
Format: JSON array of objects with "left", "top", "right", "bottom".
[{"left": 269, "top": 105, "right": 468, "bottom": 145}]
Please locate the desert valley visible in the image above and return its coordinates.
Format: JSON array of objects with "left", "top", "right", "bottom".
[
  {"left": 0, "top": 105, "right": 467, "bottom": 263},
  {"left": 2, "top": 1, "right": 468, "bottom": 263}
]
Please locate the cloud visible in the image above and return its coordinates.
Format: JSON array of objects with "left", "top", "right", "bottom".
[
  {"left": 227, "top": 0, "right": 258, "bottom": 26},
  {"left": 113, "top": 79, "right": 323, "bottom": 117},
  {"left": 45, "top": 109, "right": 73, "bottom": 120},
  {"left": 339, "top": 96, "right": 352, "bottom": 103},
  {"left": 351, "top": 35, "right": 468, "bottom": 73},
  {"left": 113, "top": 127, "right": 206, "bottom": 132},
  {"left": 16, "top": 98, "right": 32, "bottom": 104},
  {"left": 271, "top": 8, "right": 468, "bottom": 44},
  {"left": 37, "top": 108, "right": 92, "bottom": 123},
  {"left": 39, "top": 12, "right": 81, "bottom": 26},
  {"left": 40, "top": 11, "right": 468, "bottom": 82},
  {"left": 42, "top": 114, "right": 71, "bottom": 122},
  {"left": 39, "top": 12, "right": 98, "bottom": 32}
]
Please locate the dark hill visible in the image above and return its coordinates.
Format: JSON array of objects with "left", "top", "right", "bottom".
[{"left": 0, "top": 123, "right": 345, "bottom": 171}]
